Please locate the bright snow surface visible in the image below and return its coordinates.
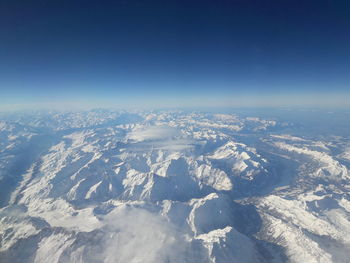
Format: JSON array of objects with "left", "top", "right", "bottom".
[{"left": 0, "top": 109, "right": 349, "bottom": 263}]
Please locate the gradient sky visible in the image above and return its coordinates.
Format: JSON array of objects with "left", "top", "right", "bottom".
[{"left": 1, "top": 0, "right": 350, "bottom": 109}]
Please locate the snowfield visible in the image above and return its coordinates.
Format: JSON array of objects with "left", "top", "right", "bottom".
[{"left": 0, "top": 109, "right": 349, "bottom": 263}]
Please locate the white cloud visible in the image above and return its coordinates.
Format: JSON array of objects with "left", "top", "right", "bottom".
[
  {"left": 127, "top": 125, "right": 196, "bottom": 151},
  {"left": 127, "top": 126, "right": 180, "bottom": 142},
  {"left": 58, "top": 205, "right": 208, "bottom": 263}
]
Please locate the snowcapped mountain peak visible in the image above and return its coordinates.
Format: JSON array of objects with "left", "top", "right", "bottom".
[{"left": 0, "top": 109, "right": 349, "bottom": 263}]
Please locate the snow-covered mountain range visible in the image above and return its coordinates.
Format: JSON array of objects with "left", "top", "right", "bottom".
[{"left": 0, "top": 109, "right": 349, "bottom": 263}]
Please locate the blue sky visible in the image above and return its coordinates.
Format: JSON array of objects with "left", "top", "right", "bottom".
[{"left": 0, "top": 0, "right": 350, "bottom": 109}]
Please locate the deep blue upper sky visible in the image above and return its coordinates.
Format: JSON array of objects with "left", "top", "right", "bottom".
[{"left": 1, "top": 0, "right": 350, "bottom": 108}]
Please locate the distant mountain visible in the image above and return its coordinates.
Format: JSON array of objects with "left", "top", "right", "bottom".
[{"left": 0, "top": 109, "right": 349, "bottom": 263}]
